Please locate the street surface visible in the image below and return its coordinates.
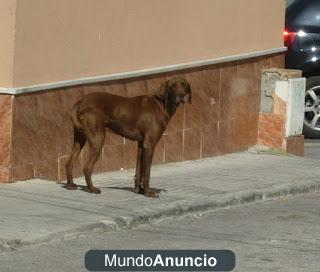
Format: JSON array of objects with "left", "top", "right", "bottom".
[
  {"left": 305, "top": 138, "right": 320, "bottom": 160},
  {"left": 0, "top": 192, "right": 319, "bottom": 272}
]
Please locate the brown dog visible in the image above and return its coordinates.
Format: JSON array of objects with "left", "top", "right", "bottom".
[{"left": 65, "top": 77, "right": 191, "bottom": 198}]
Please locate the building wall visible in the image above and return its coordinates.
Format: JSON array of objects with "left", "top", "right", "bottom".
[
  {"left": 11, "top": 0, "right": 285, "bottom": 87},
  {"left": 0, "top": 1, "right": 287, "bottom": 182},
  {"left": 0, "top": 0, "right": 16, "bottom": 87},
  {"left": 0, "top": 53, "right": 283, "bottom": 182},
  {"left": 0, "top": 0, "right": 15, "bottom": 180}
]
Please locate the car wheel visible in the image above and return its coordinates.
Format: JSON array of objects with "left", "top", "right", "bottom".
[{"left": 304, "top": 76, "right": 320, "bottom": 138}]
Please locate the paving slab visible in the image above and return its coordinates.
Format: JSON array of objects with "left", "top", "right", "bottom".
[{"left": 0, "top": 152, "right": 320, "bottom": 250}]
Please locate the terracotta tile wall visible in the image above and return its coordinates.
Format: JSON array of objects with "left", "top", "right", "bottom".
[
  {"left": 0, "top": 95, "right": 13, "bottom": 182},
  {"left": 1, "top": 53, "right": 284, "bottom": 182},
  {"left": 284, "top": 135, "right": 304, "bottom": 156}
]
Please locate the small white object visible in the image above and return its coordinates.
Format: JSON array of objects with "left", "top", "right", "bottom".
[{"left": 276, "top": 78, "right": 306, "bottom": 137}]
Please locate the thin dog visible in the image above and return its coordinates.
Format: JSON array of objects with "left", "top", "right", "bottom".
[{"left": 65, "top": 77, "right": 191, "bottom": 198}]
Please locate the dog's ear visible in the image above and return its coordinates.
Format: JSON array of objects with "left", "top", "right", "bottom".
[
  {"left": 155, "top": 81, "right": 172, "bottom": 104},
  {"left": 155, "top": 81, "right": 177, "bottom": 114}
]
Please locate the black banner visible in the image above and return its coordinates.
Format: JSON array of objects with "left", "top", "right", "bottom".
[{"left": 85, "top": 250, "right": 235, "bottom": 271}]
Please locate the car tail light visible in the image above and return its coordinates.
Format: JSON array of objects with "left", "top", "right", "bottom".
[{"left": 284, "top": 30, "right": 297, "bottom": 46}]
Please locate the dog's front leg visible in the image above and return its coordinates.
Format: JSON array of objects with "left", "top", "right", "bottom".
[
  {"left": 134, "top": 141, "right": 143, "bottom": 194},
  {"left": 140, "top": 139, "right": 158, "bottom": 198}
]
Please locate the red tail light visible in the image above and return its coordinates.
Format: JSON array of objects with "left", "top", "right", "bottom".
[{"left": 284, "top": 30, "right": 297, "bottom": 46}]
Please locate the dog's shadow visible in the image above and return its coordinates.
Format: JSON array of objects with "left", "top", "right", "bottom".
[
  {"left": 104, "top": 186, "right": 167, "bottom": 194},
  {"left": 62, "top": 184, "right": 93, "bottom": 193},
  {"left": 62, "top": 184, "right": 167, "bottom": 195}
]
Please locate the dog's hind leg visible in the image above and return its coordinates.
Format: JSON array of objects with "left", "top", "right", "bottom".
[
  {"left": 82, "top": 114, "right": 105, "bottom": 194},
  {"left": 134, "top": 141, "right": 143, "bottom": 194},
  {"left": 66, "top": 127, "right": 86, "bottom": 190}
]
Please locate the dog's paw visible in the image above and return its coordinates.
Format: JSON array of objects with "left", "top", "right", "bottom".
[
  {"left": 65, "top": 183, "right": 78, "bottom": 190},
  {"left": 134, "top": 186, "right": 144, "bottom": 194},
  {"left": 93, "top": 187, "right": 101, "bottom": 194},
  {"left": 84, "top": 187, "right": 101, "bottom": 194},
  {"left": 144, "top": 191, "right": 159, "bottom": 198}
]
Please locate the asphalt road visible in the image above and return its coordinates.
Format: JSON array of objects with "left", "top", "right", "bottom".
[
  {"left": 304, "top": 139, "right": 320, "bottom": 160},
  {"left": 0, "top": 192, "right": 319, "bottom": 272}
]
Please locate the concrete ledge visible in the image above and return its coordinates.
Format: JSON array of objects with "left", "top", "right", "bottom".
[
  {"left": 258, "top": 68, "right": 305, "bottom": 155},
  {"left": 0, "top": 47, "right": 286, "bottom": 95}
]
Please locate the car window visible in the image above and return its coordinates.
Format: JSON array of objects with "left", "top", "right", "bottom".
[{"left": 286, "top": 0, "right": 320, "bottom": 30}]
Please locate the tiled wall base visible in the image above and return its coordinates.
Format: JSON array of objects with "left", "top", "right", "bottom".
[
  {"left": 0, "top": 95, "right": 13, "bottom": 182},
  {"left": 283, "top": 135, "right": 304, "bottom": 157},
  {"left": 0, "top": 53, "right": 284, "bottom": 182},
  {"left": 257, "top": 113, "right": 305, "bottom": 156}
]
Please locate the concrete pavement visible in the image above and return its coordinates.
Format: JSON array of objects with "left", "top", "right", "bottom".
[
  {"left": 304, "top": 139, "right": 320, "bottom": 160},
  {"left": 1, "top": 151, "right": 320, "bottom": 251},
  {"left": 1, "top": 192, "right": 319, "bottom": 272}
]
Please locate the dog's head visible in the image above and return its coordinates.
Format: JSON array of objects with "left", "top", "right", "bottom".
[{"left": 156, "top": 78, "right": 192, "bottom": 112}]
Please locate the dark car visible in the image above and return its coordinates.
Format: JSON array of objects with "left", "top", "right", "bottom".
[{"left": 285, "top": 0, "right": 320, "bottom": 138}]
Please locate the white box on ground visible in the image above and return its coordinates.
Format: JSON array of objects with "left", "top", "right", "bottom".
[{"left": 275, "top": 78, "right": 306, "bottom": 137}]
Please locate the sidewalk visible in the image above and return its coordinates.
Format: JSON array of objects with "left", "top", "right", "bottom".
[{"left": 1, "top": 151, "right": 320, "bottom": 251}]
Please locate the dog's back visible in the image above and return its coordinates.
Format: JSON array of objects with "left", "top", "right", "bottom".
[{"left": 74, "top": 92, "right": 163, "bottom": 141}]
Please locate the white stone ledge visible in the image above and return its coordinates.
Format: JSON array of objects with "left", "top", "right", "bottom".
[{"left": 0, "top": 47, "right": 287, "bottom": 95}]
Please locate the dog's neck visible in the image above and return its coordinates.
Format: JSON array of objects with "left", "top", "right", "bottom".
[{"left": 153, "top": 95, "right": 178, "bottom": 121}]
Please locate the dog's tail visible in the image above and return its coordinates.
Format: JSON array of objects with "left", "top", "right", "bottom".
[{"left": 70, "top": 102, "right": 83, "bottom": 130}]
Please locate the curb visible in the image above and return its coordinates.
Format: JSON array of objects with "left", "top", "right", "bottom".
[
  {"left": 1, "top": 179, "right": 319, "bottom": 252},
  {"left": 304, "top": 142, "right": 320, "bottom": 147}
]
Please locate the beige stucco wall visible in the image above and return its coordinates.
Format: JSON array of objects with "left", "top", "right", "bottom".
[
  {"left": 0, "top": 0, "right": 16, "bottom": 87},
  {"left": 9, "top": 0, "right": 285, "bottom": 87}
]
